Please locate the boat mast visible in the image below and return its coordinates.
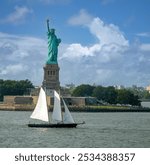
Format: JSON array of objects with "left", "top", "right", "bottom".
[
  {"left": 61, "top": 97, "right": 63, "bottom": 122},
  {"left": 59, "top": 90, "right": 63, "bottom": 122}
]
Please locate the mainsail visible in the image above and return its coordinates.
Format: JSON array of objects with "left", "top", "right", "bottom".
[
  {"left": 62, "top": 98, "right": 75, "bottom": 124},
  {"left": 52, "top": 90, "right": 62, "bottom": 122},
  {"left": 30, "top": 87, "right": 49, "bottom": 122}
]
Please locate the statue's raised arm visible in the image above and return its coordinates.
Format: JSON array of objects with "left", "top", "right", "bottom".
[{"left": 47, "top": 19, "right": 50, "bottom": 32}]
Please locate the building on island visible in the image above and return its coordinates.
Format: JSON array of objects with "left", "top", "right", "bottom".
[{"left": 146, "top": 85, "right": 150, "bottom": 93}]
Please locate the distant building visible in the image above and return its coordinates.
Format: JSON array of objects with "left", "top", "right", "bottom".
[
  {"left": 141, "top": 99, "right": 150, "bottom": 108},
  {"left": 63, "top": 97, "right": 99, "bottom": 106},
  {"left": 3, "top": 95, "right": 99, "bottom": 106},
  {"left": 4, "top": 96, "right": 33, "bottom": 105},
  {"left": 146, "top": 85, "right": 150, "bottom": 93},
  {"left": 114, "top": 85, "right": 125, "bottom": 90}
]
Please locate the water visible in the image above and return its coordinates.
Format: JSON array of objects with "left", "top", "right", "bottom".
[{"left": 0, "top": 111, "right": 150, "bottom": 148}]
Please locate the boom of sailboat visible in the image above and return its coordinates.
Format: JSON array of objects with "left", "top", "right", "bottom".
[{"left": 28, "top": 87, "right": 85, "bottom": 128}]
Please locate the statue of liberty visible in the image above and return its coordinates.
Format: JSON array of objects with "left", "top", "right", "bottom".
[{"left": 46, "top": 19, "right": 61, "bottom": 64}]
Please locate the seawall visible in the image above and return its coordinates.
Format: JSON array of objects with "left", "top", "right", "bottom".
[
  {"left": 0, "top": 104, "right": 150, "bottom": 112},
  {"left": 0, "top": 104, "right": 34, "bottom": 111}
]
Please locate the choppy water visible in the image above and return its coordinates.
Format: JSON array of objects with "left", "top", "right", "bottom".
[{"left": 0, "top": 111, "right": 150, "bottom": 148}]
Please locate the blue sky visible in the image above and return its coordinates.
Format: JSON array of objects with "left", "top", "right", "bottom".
[{"left": 0, "top": 0, "right": 150, "bottom": 87}]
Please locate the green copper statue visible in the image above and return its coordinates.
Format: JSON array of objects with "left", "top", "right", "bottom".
[{"left": 46, "top": 19, "right": 61, "bottom": 64}]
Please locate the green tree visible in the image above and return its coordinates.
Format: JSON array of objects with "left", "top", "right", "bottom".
[
  {"left": 128, "top": 85, "right": 146, "bottom": 99},
  {"left": 72, "top": 84, "right": 95, "bottom": 97},
  {"left": 0, "top": 79, "right": 4, "bottom": 101},
  {"left": 117, "top": 89, "right": 141, "bottom": 106},
  {"left": 92, "top": 86, "right": 106, "bottom": 101},
  {"left": 143, "top": 91, "right": 150, "bottom": 99},
  {"left": 92, "top": 86, "right": 117, "bottom": 104},
  {"left": 0, "top": 79, "right": 34, "bottom": 101},
  {"left": 105, "top": 86, "right": 117, "bottom": 104},
  {"left": 71, "top": 83, "right": 141, "bottom": 106}
]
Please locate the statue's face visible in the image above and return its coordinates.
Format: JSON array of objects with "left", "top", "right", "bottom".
[{"left": 51, "top": 29, "right": 55, "bottom": 34}]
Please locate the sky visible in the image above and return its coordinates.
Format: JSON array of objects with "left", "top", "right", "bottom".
[{"left": 0, "top": 0, "right": 150, "bottom": 87}]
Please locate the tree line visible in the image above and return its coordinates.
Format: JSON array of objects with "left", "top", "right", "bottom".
[
  {"left": 1, "top": 79, "right": 149, "bottom": 106},
  {"left": 0, "top": 79, "right": 34, "bottom": 101},
  {"left": 71, "top": 84, "right": 143, "bottom": 106}
]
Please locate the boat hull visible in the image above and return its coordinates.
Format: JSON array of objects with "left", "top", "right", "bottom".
[{"left": 28, "top": 123, "right": 78, "bottom": 128}]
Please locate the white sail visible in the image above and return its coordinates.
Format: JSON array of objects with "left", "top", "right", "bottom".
[
  {"left": 62, "top": 98, "right": 75, "bottom": 124},
  {"left": 52, "top": 90, "right": 62, "bottom": 122},
  {"left": 30, "top": 87, "right": 49, "bottom": 122}
]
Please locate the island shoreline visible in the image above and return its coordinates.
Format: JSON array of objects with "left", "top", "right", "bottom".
[{"left": 0, "top": 104, "right": 150, "bottom": 112}]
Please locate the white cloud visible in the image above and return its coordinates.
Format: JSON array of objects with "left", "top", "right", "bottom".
[
  {"left": 69, "top": 10, "right": 128, "bottom": 46},
  {"left": 68, "top": 9, "right": 93, "bottom": 26},
  {"left": 89, "top": 18, "right": 129, "bottom": 46},
  {"left": 136, "top": 32, "right": 150, "bottom": 38},
  {"left": 59, "top": 10, "right": 150, "bottom": 86},
  {"left": 0, "top": 32, "right": 47, "bottom": 85},
  {"left": 0, "top": 64, "right": 28, "bottom": 75},
  {"left": 39, "top": 0, "right": 71, "bottom": 5},
  {"left": 0, "top": 6, "right": 32, "bottom": 24},
  {"left": 140, "top": 44, "right": 150, "bottom": 51},
  {"left": 64, "top": 9, "right": 129, "bottom": 63},
  {"left": 100, "top": 0, "right": 115, "bottom": 5},
  {"left": 60, "top": 43, "right": 95, "bottom": 60},
  {"left": 1, "top": 10, "right": 150, "bottom": 87}
]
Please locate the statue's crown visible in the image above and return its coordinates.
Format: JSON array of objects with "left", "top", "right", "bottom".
[{"left": 51, "top": 28, "right": 55, "bottom": 33}]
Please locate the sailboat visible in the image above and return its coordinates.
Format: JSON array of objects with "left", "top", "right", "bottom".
[{"left": 28, "top": 87, "right": 85, "bottom": 128}]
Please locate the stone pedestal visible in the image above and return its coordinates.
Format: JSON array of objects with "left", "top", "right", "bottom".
[{"left": 42, "top": 64, "right": 60, "bottom": 96}]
